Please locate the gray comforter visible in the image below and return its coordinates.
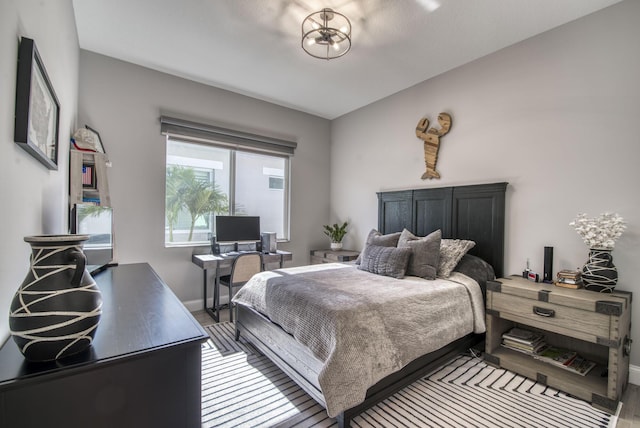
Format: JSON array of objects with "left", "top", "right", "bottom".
[{"left": 232, "top": 263, "right": 486, "bottom": 418}]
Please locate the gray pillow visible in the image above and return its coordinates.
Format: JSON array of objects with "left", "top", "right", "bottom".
[
  {"left": 397, "top": 229, "right": 441, "bottom": 279},
  {"left": 366, "top": 229, "right": 401, "bottom": 247},
  {"left": 438, "top": 239, "right": 476, "bottom": 278},
  {"left": 453, "top": 254, "right": 495, "bottom": 299},
  {"left": 357, "top": 245, "right": 411, "bottom": 279},
  {"left": 355, "top": 229, "right": 402, "bottom": 265}
]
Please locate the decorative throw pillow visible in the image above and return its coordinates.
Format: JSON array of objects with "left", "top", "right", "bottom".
[
  {"left": 438, "top": 239, "right": 476, "bottom": 278},
  {"left": 397, "top": 229, "right": 441, "bottom": 279},
  {"left": 453, "top": 254, "right": 495, "bottom": 298},
  {"left": 357, "top": 244, "right": 411, "bottom": 279},
  {"left": 367, "top": 229, "right": 402, "bottom": 247},
  {"left": 355, "top": 229, "right": 402, "bottom": 265}
]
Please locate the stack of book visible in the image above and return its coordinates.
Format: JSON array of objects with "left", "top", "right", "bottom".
[
  {"left": 501, "top": 327, "right": 597, "bottom": 377},
  {"left": 555, "top": 269, "right": 583, "bottom": 289},
  {"left": 535, "top": 346, "right": 577, "bottom": 367},
  {"left": 534, "top": 346, "right": 596, "bottom": 376},
  {"left": 501, "top": 327, "right": 546, "bottom": 355},
  {"left": 563, "top": 356, "right": 597, "bottom": 376}
]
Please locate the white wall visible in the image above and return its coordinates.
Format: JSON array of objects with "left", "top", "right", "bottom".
[
  {"left": 77, "top": 51, "right": 331, "bottom": 305},
  {"left": 331, "top": 1, "right": 640, "bottom": 364},
  {"left": 0, "top": 1, "right": 79, "bottom": 342}
]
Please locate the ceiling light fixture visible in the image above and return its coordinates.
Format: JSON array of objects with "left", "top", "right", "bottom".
[{"left": 301, "top": 8, "right": 351, "bottom": 60}]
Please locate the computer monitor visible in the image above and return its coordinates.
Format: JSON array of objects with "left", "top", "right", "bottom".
[{"left": 215, "top": 216, "right": 260, "bottom": 243}]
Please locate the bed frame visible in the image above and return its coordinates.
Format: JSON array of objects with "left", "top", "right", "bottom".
[{"left": 235, "top": 182, "right": 507, "bottom": 427}]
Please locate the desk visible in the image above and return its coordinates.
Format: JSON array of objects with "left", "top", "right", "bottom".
[
  {"left": 0, "top": 263, "right": 208, "bottom": 428},
  {"left": 192, "top": 251, "right": 292, "bottom": 321}
]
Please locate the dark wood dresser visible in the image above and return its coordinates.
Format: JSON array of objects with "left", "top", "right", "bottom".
[{"left": 0, "top": 263, "right": 209, "bottom": 428}]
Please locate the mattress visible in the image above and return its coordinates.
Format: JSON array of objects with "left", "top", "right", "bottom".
[{"left": 232, "top": 263, "right": 485, "bottom": 417}]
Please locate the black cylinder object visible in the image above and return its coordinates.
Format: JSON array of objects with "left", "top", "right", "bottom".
[{"left": 543, "top": 246, "right": 553, "bottom": 283}]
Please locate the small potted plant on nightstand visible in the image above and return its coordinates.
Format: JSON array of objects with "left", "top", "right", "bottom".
[{"left": 323, "top": 221, "right": 348, "bottom": 251}]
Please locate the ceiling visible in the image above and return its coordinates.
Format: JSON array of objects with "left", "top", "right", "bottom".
[{"left": 72, "top": 0, "right": 622, "bottom": 120}]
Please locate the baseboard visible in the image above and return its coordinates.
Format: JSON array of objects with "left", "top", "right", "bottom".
[
  {"left": 629, "top": 363, "right": 640, "bottom": 386},
  {"left": 182, "top": 296, "right": 229, "bottom": 313}
]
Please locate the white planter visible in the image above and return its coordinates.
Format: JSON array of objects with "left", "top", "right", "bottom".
[{"left": 330, "top": 242, "right": 343, "bottom": 251}]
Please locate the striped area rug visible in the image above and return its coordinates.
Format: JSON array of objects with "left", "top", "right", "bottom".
[{"left": 202, "top": 323, "right": 617, "bottom": 427}]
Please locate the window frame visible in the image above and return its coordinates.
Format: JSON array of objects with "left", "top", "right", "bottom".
[{"left": 164, "top": 135, "right": 292, "bottom": 248}]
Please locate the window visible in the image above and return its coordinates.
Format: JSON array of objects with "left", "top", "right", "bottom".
[
  {"left": 269, "top": 176, "right": 284, "bottom": 190},
  {"left": 161, "top": 116, "right": 295, "bottom": 247}
]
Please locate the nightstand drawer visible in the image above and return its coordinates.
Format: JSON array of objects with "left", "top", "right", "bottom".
[{"left": 490, "top": 292, "right": 610, "bottom": 339}]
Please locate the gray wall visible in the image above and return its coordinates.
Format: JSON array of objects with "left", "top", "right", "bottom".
[
  {"left": 331, "top": 1, "right": 640, "bottom": 364},
  {"left": 77, "top": 51, "right": 332, "bottom": 306},
  {"left": 0, "top": 1, "right": 79, "bottom": 342}
]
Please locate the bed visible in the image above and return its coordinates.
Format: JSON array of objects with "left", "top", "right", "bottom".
[{"left": 233, "top": 182, "right": 507, "bottom": 427}]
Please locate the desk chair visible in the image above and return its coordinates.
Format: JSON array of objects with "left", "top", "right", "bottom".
[{"left": 219, "top": 252, "right": 262, "bottom": 322}]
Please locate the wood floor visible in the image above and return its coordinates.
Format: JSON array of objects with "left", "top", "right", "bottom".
[
  {"left": 192, "top": 309, "right": 640, "bottom": 427},
  {"left": 618, "top": 383, "right": 640, "bottom": 428}
]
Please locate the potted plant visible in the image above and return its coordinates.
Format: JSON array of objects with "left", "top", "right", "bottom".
[{"left": 323, "top": 221, "right": 348, "bottom": 250}]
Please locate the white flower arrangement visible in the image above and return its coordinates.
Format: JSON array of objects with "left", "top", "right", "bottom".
[{"left": 570, "top": 212, "right": 626, "bottom": 250}]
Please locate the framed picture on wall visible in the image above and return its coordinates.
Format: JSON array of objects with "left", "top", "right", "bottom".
[{"left": 14, "top": 37, "right": 60, "bottom": 170}]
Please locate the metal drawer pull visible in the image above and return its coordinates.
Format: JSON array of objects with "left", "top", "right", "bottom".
[
  {"left": 533, "top": 306, "right": 555, "bottom": 317},
  {"left": 624, "top": 336, "right": 632, "bottom": 357}
]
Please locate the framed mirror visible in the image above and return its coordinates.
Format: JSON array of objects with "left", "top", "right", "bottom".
[{"left": 70, "top": 204, "right": 115, "bottom": 273}]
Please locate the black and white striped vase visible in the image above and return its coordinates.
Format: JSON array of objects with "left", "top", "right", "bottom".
[
  {"left": 9, "top": 235, "right": 102, "bottom": 362},
  {"left": 581, "top": 248, "right": 618, "bottom": 293}
]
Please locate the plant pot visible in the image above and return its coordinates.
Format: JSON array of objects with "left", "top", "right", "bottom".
[
  {"left": 330, "top": 242, "right": 343, "bottom": 251},
  {"left": 581, "top": 248, "right": 618, "bottom": 293},
  {"left": 9, "top": 234, "right": 102, "bottom": 361}
]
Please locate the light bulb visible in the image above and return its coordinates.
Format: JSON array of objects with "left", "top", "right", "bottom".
[
  {"left": 307, "top": 38, "right": 316, "bottom": 46},
  {"left": 332, "top": 41, "right": 340, "bottom": 50}
]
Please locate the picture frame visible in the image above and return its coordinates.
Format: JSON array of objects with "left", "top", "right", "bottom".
[
  {"left": 82, "top": 163, "right": 97, "bottom": 189},
  {"left": 14, "top": 37, "right": 60, "bottom": 170}
]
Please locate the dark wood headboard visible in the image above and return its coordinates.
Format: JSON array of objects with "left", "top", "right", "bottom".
[{"left": 377, "top": 182, "right": 507, "bottom": 278}]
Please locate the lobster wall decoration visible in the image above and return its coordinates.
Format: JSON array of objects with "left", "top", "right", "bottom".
[{"left": 415, "top": 112, "right": 452, "bottom": 180}]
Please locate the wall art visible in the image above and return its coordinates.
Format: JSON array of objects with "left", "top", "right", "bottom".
[
  {"left": 14, "top": 37, "right": 60, "bottom": 170},
  {"left": 415, "top": 112, "right": 452, "bottom": 180}
]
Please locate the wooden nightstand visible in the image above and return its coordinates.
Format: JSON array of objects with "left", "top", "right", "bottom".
[
  {"left": 310, "top": 249, "right": 359, "bottom": 264},
  {"left": 485, "top": 275, "right": 632, "bottom": 413}
]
